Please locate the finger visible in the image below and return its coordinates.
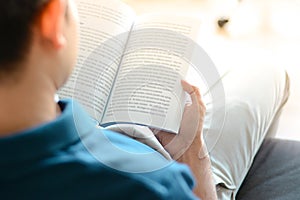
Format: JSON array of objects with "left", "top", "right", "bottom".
[
  {"left": 181, "top": 80, "right": 201, "bottom": 103},
  {"left": 181, "top": 80, "right": 195, "bottom": 94},
  {"left": 192, "top": 86, "right": 202, "bottom": 105},
  {"left": 193, "top": 89, "right": 206, "bottom": 115}
]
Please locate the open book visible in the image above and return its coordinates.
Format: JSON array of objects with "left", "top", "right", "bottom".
[{"left": 58, "top": 0, "right": 209, "bottom": 134}]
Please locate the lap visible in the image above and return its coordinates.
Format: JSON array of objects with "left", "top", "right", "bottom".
[{"left": 203, "top": 66, "right": 290, "bottom": 199}]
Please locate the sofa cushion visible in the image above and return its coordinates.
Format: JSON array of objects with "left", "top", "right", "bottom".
[{"left": 237, "top": 138, "right": 300, "bottom": 200}]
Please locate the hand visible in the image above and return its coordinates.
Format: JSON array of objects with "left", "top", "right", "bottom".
[
  {"left": 154, "top": 80, "right": 206, "bottom": 160},
  {"left": 155, "top": 80, "right": 217, "bottom": 199}
]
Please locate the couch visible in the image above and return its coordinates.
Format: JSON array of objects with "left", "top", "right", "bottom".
[{"left": 237, "top": 138, "right": 300, "bottom": 199}]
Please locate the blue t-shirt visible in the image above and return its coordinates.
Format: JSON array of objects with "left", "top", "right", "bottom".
[{"left": 0, "top": 99, "right": 198, "bottom": 200}]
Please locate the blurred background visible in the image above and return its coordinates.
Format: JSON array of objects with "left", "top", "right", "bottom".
[{"left": 122, "top": 0, "right": 300, "bottom": 141}]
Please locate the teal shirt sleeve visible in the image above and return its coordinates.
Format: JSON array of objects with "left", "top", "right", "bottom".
[
  {"left": 0, "top": 99, "right": 199, "bottom": 200},
  {"left": 81, "top": 128, "right": 199, "bottom": 200}
]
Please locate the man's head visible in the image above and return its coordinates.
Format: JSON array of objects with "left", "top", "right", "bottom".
[{"left": 0, "top": 0, "right": 78, "bottom": 88}]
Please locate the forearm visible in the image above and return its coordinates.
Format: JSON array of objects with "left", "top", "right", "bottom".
[
  {"left": 192, "top": 155, "right": 217, "bottom": 200},
  {"left": 178, "top": 141, "right": 217, "bottom": 200}
]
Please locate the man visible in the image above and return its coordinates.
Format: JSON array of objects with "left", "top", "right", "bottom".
[
  {"left": 0, "top": 0, "right": 290, "bottom": 200},
  {"left": 0, "top": 0, "right": 216, "bottom": 199}
]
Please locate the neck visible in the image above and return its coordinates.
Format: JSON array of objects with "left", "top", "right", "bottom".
[{"left": 0, "top": 67, "right": 61, "bottom": 137}]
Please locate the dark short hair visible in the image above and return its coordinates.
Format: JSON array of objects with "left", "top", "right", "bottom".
[{"left": 0, "top": 0, "right": 49, "bottom": 73}]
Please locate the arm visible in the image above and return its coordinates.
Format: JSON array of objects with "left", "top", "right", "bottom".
[
  {"left": 177, "top": 134, "right": 217, "bottom": 199},
  {"left": 155, "top": 80, "right": 217, "bottom": 200}
]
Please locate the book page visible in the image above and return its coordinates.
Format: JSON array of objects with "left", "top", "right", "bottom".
[
  {"left": 102, "top": 14, "right": 201, "bottom": 133},
  {"left": 58, "top": 0, "right": 135, "bottom": 121}
]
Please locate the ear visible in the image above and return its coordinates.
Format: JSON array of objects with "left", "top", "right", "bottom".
[{"left": 39, "top": 0, "right": 67, "bottom": 49}]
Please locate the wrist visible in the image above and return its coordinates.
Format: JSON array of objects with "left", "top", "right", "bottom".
[
  {"left": 198, "top": 138, "right": 209, "bottom": 160},
  {"left": 177, "top": 135, "right": 209, "bottom": 163}
]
